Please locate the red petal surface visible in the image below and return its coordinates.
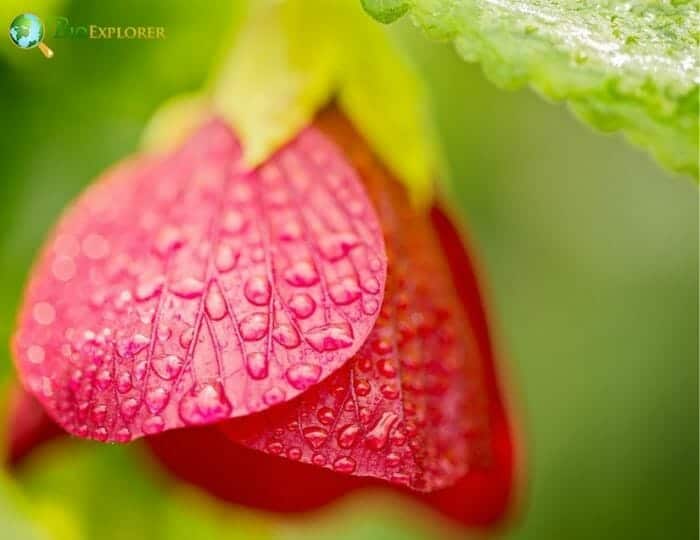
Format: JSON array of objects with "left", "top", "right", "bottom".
[
  {"left": 148, "top": 109, "right": 515, "bottom": 526},
  {"left": 219, "top": 124, "right": 486, "bottom": 491},
  {"left": 12, "top": 118, "right": 387, "bottom": 442}
]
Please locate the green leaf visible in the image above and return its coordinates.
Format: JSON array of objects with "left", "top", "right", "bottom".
[
  {"left": 363, "top": 0, "right": 700, "bottom": 178},
  {"left": 209, "top": 0, "right": 437, "bottom": 203}
]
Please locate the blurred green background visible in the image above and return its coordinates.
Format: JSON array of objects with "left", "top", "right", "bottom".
[{"left": 0, "top": 1, "right": 697, "bottom": 539}]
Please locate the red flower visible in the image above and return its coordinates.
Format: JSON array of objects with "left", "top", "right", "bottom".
[{"left": 8, "top": 108, "right": 519, "bottom": 528}]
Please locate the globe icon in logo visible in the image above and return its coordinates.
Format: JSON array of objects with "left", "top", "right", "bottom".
[{"left": 9, "top": 13, "right": 54, "bottom": 58}]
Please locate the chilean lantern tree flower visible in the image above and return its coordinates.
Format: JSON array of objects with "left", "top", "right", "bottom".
[{"left": 4, "top": 0, "right": 697, "bottom": 538}]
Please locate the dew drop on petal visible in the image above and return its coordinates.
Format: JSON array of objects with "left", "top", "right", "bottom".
[
  {"left": 365, "top": 412, "right": 399, "bottom": 451},
  {"left": 153, "top": 354, "right": 183, "bottom": 380},
  {"left": 26, "top": 344, "right": 45, "bottom": 364},
  {"left": 221, "top": 210, "right": 247, "bottom": 234},
  {"left": 305, "top": 323, "right": 353, "bottom": 352},
  {"left": 284, "top": 260, "right": 319, "bottom": 287},
  {"left": 244, "top": 275, "right": 271, "bottom": 306},
  {"left": 117, "top": 372, "right": 132, "bottom": 393},
  {"left": 245, "top": 352, "right": 268, "bottom": 380},
  {"left": 302, "top": 426, "right": 329, "bottom": 449},
  {"left": 170, "top": 277, "right": 205, "bottom": 298},
  {"left": 318, "top": 232, "right": 359, "bottom": 261},
  {"left": 262, "top": 386, "right": 285, "bottom": 406},
  {"left": 120, "top": 397, "right": 140, "bottom": 418},
  {"left": 332, "top": 456, "right": 357, "bottom": 473},
  {"left": 82, "top": 233, "right": 110, "bottom": 260},
  {"left": 329, "top": 277, "right": 362, "bottom": 305},
  {"left": 288, "top": 293, "right": 315, "bottom": 319},
  {"left": 205, "top": 282, "right": 227, "bottom": 320},
  {"left": 154, "top": 225, "right": 182, "bottom": 256},
  {"left": 239, "top": 313, "right": 268, "bottom": 341},
  {"left": 33, "top": 302, "right": 56, "bottom": 325},
  {"left": 272, "top": 324, "right": 300, "bottom": 348},
  {"left": 215, "top": 244, "right": 238, "bottom": 272},
  {"left": 146, "top": 387, "right": 169, "bottom": 413},
  {"left": 179, "top": 383, "right": 233, "bottom": 425},
  {"left": 115, "top": 427, "right": 132, "bottom": 443},
  {"left": 135, "top": 276, "right": 164, "bottom": 301},
  {"left": 286, "top": 363, "right": 322, "bottom": 390},
  {"left": 52, "top": 256, "right": 76, "bottom": 281},
  {"left": 143, "top": 415, "right": 165, "bottom": 434}
]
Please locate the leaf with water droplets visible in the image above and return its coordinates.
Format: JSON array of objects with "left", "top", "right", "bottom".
[
  {"left": 12, "top": 116, "right": 387, "bottom": 442},
  {"left": 217, "top": 109, "right": 507, "bottom": 497},
  {"left": 365, "top": 0, "right": 699, "bottom": 178}
]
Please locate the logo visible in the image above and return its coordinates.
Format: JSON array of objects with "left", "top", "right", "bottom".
[{"left": 9, "top": 13, "right": 54, "bottom": 58}]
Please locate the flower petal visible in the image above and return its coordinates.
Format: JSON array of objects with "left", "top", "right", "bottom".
[{"left": 12, "top": 118, "right": 387, "bottom": 442}]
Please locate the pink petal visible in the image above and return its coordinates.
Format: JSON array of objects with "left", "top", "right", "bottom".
[
  {"left": 12, "top": 118, "right": 387, "bottom": 442},
  {"left": 218, "top": 109, "right": 494, "bottom": 492}
]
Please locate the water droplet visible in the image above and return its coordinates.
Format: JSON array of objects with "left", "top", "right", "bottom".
[
  {"left": 133, "top": 360, "right": 148, "bottom": 381},
  {"left": 179, "top": 383, "right": 232, "bottom": 425},
  {"left": 287, "top": 446, "right": 302, "bottom": 460},
  {"left": 26, "top": 344, "right": 45, "bottom": 364},
  {"left": 332, "top": 456, "right": 357, "bottom": 473},
  {"left": 329, "top": 277, "right": 362, "bottom": 305},
  {"left": 82, "top": 233, "right": 110, "bottom": 260},
  {"left": 115, "top": 427, "right": 132, "bottom": 442},
  {"left": 142, "top": 415, "right": 165, "bottom": 434},
  {"left": 170, "top": 277, "right": 205, "bottom": 298},
  {"left": 362, "top": 298, "right": 379, "bottom": 315},
  {"left": 262, "top": 386, "right": 285, "bottom": 405},
  {"left": 93, "top": 427, "right": 109, "bottom": 441},
  {"left": 52, "top": 256, "right": 76, "bottom": 281},
  {"left": 272, "top": 324, "right": 300, "bottom": 348},
  {"left": 302, "top": 426, "right": 328, "bottom": 449},
  {"left": 33, "top": 302, "right": 55, "bottom": 325},
  {"left": 120, "top": 397, "right": 140, "bottom": 418},
  {"left": 117, "top": 372, "right": 132, "bottom": 393},
  {"left": 288, "top": 293, "right": 315, "bottom": 319},
  {"left": 365, "top": 412, "right": 399, "bottom": 451},
  {"left": 117, "top": 334, "right": 150, "bottom": 358},
  {"left": 154, "top": 225, "right": 183, "bottom": 256},
  {"left": 245, "top": 352, "right": 268, "bottom": 380},
  {"left": 156, "top": 325, "right": 172, "bottom": 342},
  {"left": 146, "top": 387, "right": 169, "bottom": 413},
  {"left": 377, "top": 358, "right": 397, "bottom": 377},
  {"left": 153, "top": 354, "right": 183, "bottom": 380},
  {"left": 221, "top": 210, "right": 246, "bottom": 234},
  {"left": 96, "top": 369, "right": 113, "bottom": 390},
  {"left": 317, "top": 407, "right": 335, "bottom": 425},
  {"left": 318, "top": 232, "right": 359, "bottom": 261},
  {"left": 244, "top": 276, "right": 271, "bottom": 305},
  {"left": 380, "top": 383, "right": 399, "bottom": 400},
  {"left": 278, "top": 221, "right": 302, "bottom": 241},
  {"left": 354, "top": 379, "right": 371, "bottom": 396},
  {"left": 239, "top": 312, "right": 268, "bottom": 341},
  {"left": 337, "top": 424, "right": 361, "bottom": 449},
  {"left": 286, "top": 363, "right": 322, "bottom": 390},
  {"left": 266, "top": 441, "right": 283, "bottom": 455},
  {"left": 385, "top": 452, "right": 401, "bottom": 467},
  {"left": 135, "top": 276, "right": 164, "bottom": 301},
  {"left": 205, "top": 282, "right": 227, "bottom": 320},
  {"left": 312, "top": 453, "right": 327, "bottom": 466},
  {"left": 305, "top": 323, "right": 353, "bottom": 352},
  {"left": 361, "top": 276, "right": 380, "bottom": 294},
  {"left": 284, "top": 260, "right": 319, "bottom": 287},
  {"left": 215, "top": 244, "right": 238, "bottom": 272},
  {"left": 179, "top": 327, "right": 194, "bottom": 348},
  {"left": 91, "top": 404, "right": 107, "bottom": 424}
]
